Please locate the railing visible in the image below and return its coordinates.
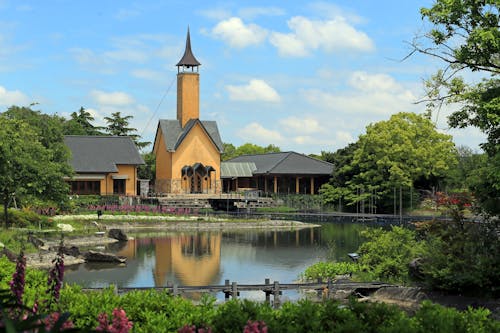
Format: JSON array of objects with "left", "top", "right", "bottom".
[{"left": 81, "top": 279, "right": 393, "bottom": 308}]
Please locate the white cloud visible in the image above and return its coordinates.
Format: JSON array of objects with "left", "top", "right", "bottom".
[
  {"left": 304, "top": 71, "right": 418, "bottom": 116},
  {"left": 280, "top": 116, "right": 325, "bottom": 134},
  {"left": 226, "top": 79, "right": 280, "bottom": 102},
  {"left": 239, "top": 122, "right": 283, "bottom": 143},
  {"left": 211, "top": 17, "right": 268, "bottom": 48},
  {"left": 0, "top": 86, "right": 30, "bottom": 107},
  {"left": 270, "top": 16, "right": 374, "bottom": 57},
  {"left": 198, "top": 8, "right": 232, "bottom": 20},
  {"left": 90, "top": 90, "right": 135, "bottom": 106},
  {"left": 131, "top": 68, "right": 164, "bottom": 81}
]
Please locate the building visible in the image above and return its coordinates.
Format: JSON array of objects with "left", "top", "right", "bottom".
[
  {"left": 221, "top": 152, "right": 334, "bottom": 195},
  {"left": 153, "top": 29, "right": 223, "bottom": 194},
  {"left": 64, "top": 135, "right": 144, "bottom": 195}
]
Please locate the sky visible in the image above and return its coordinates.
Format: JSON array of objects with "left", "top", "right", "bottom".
[{"left": 0, "top": 0, "right": 487, "bottom": 154}]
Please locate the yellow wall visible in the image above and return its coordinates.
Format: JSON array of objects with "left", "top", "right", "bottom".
[
  {"left": 177, "top": 73, "right": 199, "bottom": 127},
  {"left": 100, "top": 164, "right": 137, "bottom": 195},
  {"left": 172, "top": 122, "right": 221, "bottom": 180},
  {"left": 154, "top": 130, "right": 172, "bottom": 180}
]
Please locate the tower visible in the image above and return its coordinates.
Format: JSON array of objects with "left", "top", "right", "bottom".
[{"left": 176, "top": 28, "right": 201, "bottom": 128}]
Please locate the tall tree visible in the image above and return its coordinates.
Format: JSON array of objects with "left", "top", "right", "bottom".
[
  {"left": 413, "top": 0, "right": 500, "bottom": 214},
  {"left": 0, "top": 116, "right": 71, "bottom": 228},
  {"left": 321, "top": 113, "right": 457, "bottom": 212},
  {"left": 104, "top": 112, "right": 150, "bottom": 149},
  {"left": 65, "top": 107, "right": 104, "bottom": 135}
]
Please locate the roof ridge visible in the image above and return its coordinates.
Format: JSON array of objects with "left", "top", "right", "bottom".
[
  {"left": 292, "top": 151, "right": 335, "bottom": 166},
  {"left": 267, "top": 152, "right": 292, "bottom": 173}
]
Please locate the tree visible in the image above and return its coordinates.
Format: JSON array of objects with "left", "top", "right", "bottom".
[
  {"left": 137, "top": 152, "right": 156, "bottom": 180},
  {"left": 0, "top": 117, "right": 71, "bottom": 228},
  {"left": 221, "top": 142, "right": 281, "bottom": 161},
  {"left": 104, "top": 112, "right": 150, "bottom": 150},
  {"left": 321, "top": 113, "right": 457, "bottom": 212},
  {"left": 65, "top": 107, "right": 104, "bottom": 135},
  {"left": 413, "top": 0, "right": 499, "bottom": 215}
]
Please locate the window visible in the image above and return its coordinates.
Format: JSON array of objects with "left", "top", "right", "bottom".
[
  {"left": 113, "top": 179, "right": 126, "bottom": 195},
  {"left": 69, "top": 181, "right": 100, "bottom": 195}
]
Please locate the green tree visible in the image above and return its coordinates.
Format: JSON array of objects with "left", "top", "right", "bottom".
[
  {"left": 137, "top": 152, "right": 156, "bottom": 180},
  {"left": 65, "top": 107, "right": 104, "bottom": 135},
  {"left": 0, "top": 117, "right": 71, "bottom": 228},
  {"left": 414, "top": 0, "right": 499, "bottom": 214},
  {"left": 221, "top": 142, "right": 281, "bottom": 161},
  {"left": 321, "top": 113, "right": 457, "bottom": 212},
  {"left": 104, "top": 112, "right": 150, "bottom": 150}
]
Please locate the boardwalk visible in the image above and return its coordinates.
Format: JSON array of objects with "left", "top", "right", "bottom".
[{"left": 82, "top": 279, "right": 393, "bottom": 307}]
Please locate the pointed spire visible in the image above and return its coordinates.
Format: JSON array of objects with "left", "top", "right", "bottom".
[{"left": 176, "top": 27, "right": 201, "bottom": 69}]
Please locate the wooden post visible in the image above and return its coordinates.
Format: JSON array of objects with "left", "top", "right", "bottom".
[
  {"left": 273, "top": 176, "right": 277, "bottom": 193},
  {"left": 265, "top": 278, "right": 271, "bottom": 304},
  {"left": 232, "top": 282, "right": 238, "bottom": 299},
  {"left": 273, "top": 281, "right": 280, "bottom": 308},
  {"left": 224, "top": 279, "right": 230, "bottom": 301},
  {"left": 310, "top": 177, "right": 315, "bottom": 194},
  {"left": 295, "top": 177, "right": 300, "bottom": 194},
  {"left": 173, "top": 284, "right": 178, "bottom": 296},
  {"left": 317, "top": 278, "right": 323, "bottom": 299}
]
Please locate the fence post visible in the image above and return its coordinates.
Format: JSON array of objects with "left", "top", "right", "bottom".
[
  {"left": 273, "top": 281, "right": 280, "bottom": 308},
  {"left": 265, "top": 278, "right": 270, "bottom": 304},
  {"left": 231, "top": 282, "right": 238, "bottom": 299}
]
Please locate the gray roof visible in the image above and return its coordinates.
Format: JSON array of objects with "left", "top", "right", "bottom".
[
  {"left": 155, "top": 119, "right": 224, "bottom": 153},
  {"left": 64, "top": 136, "right": 145, "bottom": 173},
  {"left": 226, "top": 152, "right": 333, "bottom": 175},
  {"left": 220, "top": 162, "right": 257, "bottom": 178}
]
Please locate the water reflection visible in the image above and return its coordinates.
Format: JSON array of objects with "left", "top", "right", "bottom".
[{"left": 64, "top": 223, "right": 367, "bottom": 289}]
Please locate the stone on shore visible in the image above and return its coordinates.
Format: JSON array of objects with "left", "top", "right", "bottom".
[
  {"left": 108, "top": 228, "right": 128, "bottom": 241},
  {"left": 57, "top": 223, "right": 74, "bottom": 232},
  {"left": 83, "top": 250, "right": 127, "bottom": 263}
]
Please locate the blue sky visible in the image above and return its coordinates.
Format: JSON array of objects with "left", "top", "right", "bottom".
[{"left": 0, "top": 0, "right": 486, "bottom": 154}]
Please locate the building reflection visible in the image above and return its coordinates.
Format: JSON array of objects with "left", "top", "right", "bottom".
[{"left": 116, "top": 232, "right": 221, "bottom": 287}]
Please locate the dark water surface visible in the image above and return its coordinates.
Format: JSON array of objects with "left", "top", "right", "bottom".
[{"left": 64, "top": 222, "right": 368, "bottom": 298}]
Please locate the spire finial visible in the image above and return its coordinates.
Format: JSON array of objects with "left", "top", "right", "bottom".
[{"left": 176, "top": 27, "right": 201, "bottom": 72}]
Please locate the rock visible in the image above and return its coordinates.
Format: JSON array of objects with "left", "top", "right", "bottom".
[
  {"left": 28, "top": 233, "right": 45, "bottom": 248},
  {"left": 57, "top": 223, "right": 74, "bottom": 232},
  {"left": 83, "top": 250, "right": 127, "bottom": 263},
  {"left": 61, "top": 246, "right": 80, "bottom": 257},
  {"left": 108, "top": 228, "right": 128, "bottom": 241}
]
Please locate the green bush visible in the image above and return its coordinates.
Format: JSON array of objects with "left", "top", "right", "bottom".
[
  {"left": 0, "top": 208, "right": 49, "bottom": 228},
  {"left": 302, "top": 261, "right": 360, "bottom": 280},
  {"left": 356, "top": 226, "right": 424, "bottom": 284}
]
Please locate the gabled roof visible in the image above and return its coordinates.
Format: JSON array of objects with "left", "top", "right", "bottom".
[
  {"left": 155, "top": 119, "right": 224, "bottom": 153},
  {"left": 64, "top": 136, "right": 145, "bottom": 173},
  {"left": 226, "top": 152, "right": 334, "bottom": 175}
]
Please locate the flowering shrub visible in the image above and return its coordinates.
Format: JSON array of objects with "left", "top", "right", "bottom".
[
  {"left": 46, "top": 240, "right": 65, "bottom": 310},
  {"left": 435, "top": 191, "right": 473, "bottom": 222},
  {"left": 96, "top": 308, "right": 133, "bottom": 333},
  {"left": 10, "top": 251, "right": 26, "bottom": 309},
  {"left": 243, "top": 320, "right": 268, "bottom": 333},
  {"left": 87, "top": 204, "right": 198, "bottom": 216}
]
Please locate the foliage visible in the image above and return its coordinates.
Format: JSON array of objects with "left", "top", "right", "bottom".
[
  {"left": 320, "top": 113, "right": 457, "bottom": 213},
  {"left": 222, "top": 143, "right": 280, "bottom": 161},
  {"left": 64, "top": 106, "right": 104, "bottom": 136},
  {"left": 416, "top": 195, "right": 500, "bottom": 296},
  {"left": 302, "top": 261, "right": 360, "bottom": 281},
  {"left": 0, "top": 113, "right": 72, "bottom": 228},
  {"left": 356, "top": 226, "right": 424, "bottom": 284},
  {"left": 415, "top": 0, "right": 499, "bottom": 215},
  {"left": 137, "top": 152, "right": 156, "bottom": 181},
  {"left": 444, "top": 146, "right": 487, "bottom": 190},
  {"left": 0, "top": 208, "right": 50, "bottom": 228},
  {"left": 104, "top": 111, "right": 150, "bottom": 150}
]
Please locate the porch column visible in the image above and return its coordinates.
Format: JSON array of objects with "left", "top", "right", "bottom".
[
  {"left": 264, "top": 177, "right": 268, "bottom": 193},
  {"left": 295, "top": 177, "right": 300, "bottom": 194},
  {"left": 310, "top": 177, "right": 315, "bottom": 194},
  {"left": 273, "top": 176, "right": 278, "bottom": 193}
]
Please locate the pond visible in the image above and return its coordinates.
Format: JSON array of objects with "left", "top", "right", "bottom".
[{"left": 64, "top": 222, "right": 369, "bottom": 300}]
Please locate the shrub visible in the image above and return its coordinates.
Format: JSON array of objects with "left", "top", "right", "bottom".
[
  {"left": 302, "top": 261, "right": 360, "bottom": 280},
  {"left": 0, "top": 208, "right": 49, "bottom": 228}
]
